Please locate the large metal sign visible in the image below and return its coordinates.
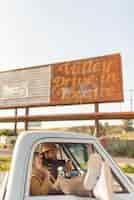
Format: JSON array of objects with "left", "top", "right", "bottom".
[
  {"left": 0, "top": 66, "right": 51, "bottom": 108},
  {"left": 0, "top": 53, "right": 123, "bottom": 108}
]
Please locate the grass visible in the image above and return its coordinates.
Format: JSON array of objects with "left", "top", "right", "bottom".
[
  {"left": 0, "top": 156, "right": 11, "bottom": 171},
  {"left": 0, "top": 162, "right": 10, "bottom": 171},
  {"left": 120, "top": 164, "right": 134, "bottom": 174},
  {"left": 0, "top": 156, "right": 12, "bottom": 162}
]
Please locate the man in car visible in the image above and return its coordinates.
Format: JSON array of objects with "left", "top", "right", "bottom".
[
  {"left": 40, "top": 143, "right": 73, "bottom": 181},
  {"left": 31, "top": 149, "right": 102, "bottom": 197},
  {"left": 40, "top": 143, "right": 102, "bottom": 196}
]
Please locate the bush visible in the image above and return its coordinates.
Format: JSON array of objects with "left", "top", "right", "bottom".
[
  {"left": 0, "top": 156, "right": 11, "bottom": 171},
  {"left": 0, "top": 156, "right": 12, "bottom": 162},
  {"left": 120, "top": 164, "right": 134, "bottom": 174},
  {"left": 0, "top": 162, "right": 10, "bottom": 171},
  {"left": 0, "top": 129, "right": 14, "bottom": 136},
  {"left": 106, "top": 139, "right": 134, "bottom": 158}
]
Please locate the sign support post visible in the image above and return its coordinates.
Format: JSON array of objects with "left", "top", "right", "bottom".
[
  {"left": 25, "top": 107, "right": 29, "bottom": 130},
  {"left": 95, "top": 103, "right": 99, "bottom": 137},
  {"left": 14, "top": 108, "right": 18, "bottom": 135}
]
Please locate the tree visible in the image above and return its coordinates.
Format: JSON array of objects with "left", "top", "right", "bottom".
[
  {"left": 99, "top": 123, "right": 106, "bottom": 136},
  {"left": 123, "top": 119, "right": 134, "bottom": 132},
  {"left": 104, "top": 122, "right": 110, "bottom": 135}
]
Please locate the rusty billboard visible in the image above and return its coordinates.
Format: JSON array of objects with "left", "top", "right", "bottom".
[
  {"left": 51, "top": 53, "right": 123, "bottom": 104},
  {"left": 0, "top": 53, "right": 123, "bottom": 108}
]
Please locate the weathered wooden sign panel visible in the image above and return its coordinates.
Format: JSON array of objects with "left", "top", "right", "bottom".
[
  {"left": 0, "top": 53, "right": 123, "bottom": 108},
  {"left": 51, "top": 53, "right": 123, "bottom": 104}
]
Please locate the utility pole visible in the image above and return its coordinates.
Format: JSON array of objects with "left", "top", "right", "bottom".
[{"left": 25, "top": 107, "right": 29, "bottom": 130}]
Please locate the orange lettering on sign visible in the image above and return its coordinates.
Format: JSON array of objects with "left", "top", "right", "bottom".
[{"left": 51, "top": 53, "right": 123, "bottom": 104}]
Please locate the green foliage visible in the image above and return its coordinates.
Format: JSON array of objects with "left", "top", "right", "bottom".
[
  {"left": 106, "top": 138, "right": 134, "bottom": 158},
  {"left": 123, "top": 120, "right": 134, "bottom": 132},
  {"left": 0, "top": 156, "right": 12, "bottom": 162},
  {"left": 80, "top": 162, "right": 87, "bottom": 169},
  {"left": 98, "top": 123, "right": 106, "bottom": 136},
  {"left": 0, "top": 162, "right": 10, "bottom": 171},
  {"left": 108, "top": 144, "right": 134, "bottom": 157},
  {"left": 0, "top": 129, "right": 13, "bottom": 136},
  {"left": 0, "top": 156, "right": 11, "bottom": 171},
  {"left": 121, "top": 164, "right": 134, "bottom": 174}
]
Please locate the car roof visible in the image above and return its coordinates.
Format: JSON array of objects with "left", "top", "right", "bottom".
[{"left": 19, "top": 130, "right": 97, "bottom": 140}]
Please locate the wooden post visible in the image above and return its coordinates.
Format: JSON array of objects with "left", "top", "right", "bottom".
[
  {"left": 95, "top": 103, "right": 99, "bottom": 137},
  {"left": 25, "top": 107, "right": 29, "bottom": 130},
  {"left": 14, "top": 108, "right": 18, "bottom": 135}
]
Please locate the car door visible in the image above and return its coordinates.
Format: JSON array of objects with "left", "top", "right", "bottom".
[
  {"left": 0, "top": 172, "right": 8, "bottom": 200},
  {"left": 60, "top": 142, "right": 134, "bottom": 199}
]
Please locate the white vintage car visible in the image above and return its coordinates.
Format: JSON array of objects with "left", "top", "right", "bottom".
[{"left": 1, "top": 131, "right": 134, "bottom": 200}]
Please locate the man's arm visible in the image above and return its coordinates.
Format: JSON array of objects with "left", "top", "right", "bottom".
[{"left": 30, "top": 176, "right": 49, "bottom": 195}]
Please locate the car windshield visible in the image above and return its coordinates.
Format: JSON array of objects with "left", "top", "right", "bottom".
[{"left": 64, "top": 143, "right": 89, "bottom": 170}]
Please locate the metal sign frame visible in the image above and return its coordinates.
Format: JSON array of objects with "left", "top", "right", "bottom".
[{"left": 0, "top": 53, "right": 125, "bottom": 136}]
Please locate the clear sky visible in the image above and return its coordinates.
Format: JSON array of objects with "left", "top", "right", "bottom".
[{"left": 0, "top": 0, "right": 133, "bottom": 128}]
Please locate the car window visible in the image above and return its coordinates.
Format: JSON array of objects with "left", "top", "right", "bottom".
[
  {"left": 68, "top": 143, "right": 128, "bottom": 193},
  {"left": 65, "top": 143, "right": 88, "bottom": 169},
  {"left": 28, "top": 142, "right": 95, "bottom": 198},
  {"left": 27, "top": 142, "right": 128, "bottom": 199}
]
